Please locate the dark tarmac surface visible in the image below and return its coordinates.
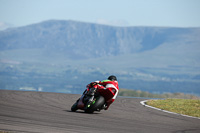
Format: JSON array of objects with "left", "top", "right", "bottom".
[{"left": 0, "top": 90, "right": 200, "bottom": 133}]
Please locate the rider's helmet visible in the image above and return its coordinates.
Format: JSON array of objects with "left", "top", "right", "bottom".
[{"left": 108, "top": 75, "right": 117, "bottom": 81}]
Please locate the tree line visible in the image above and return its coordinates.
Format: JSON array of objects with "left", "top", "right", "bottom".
[{"left": 119, "top": 89, "right": 199, "bottom": 99}]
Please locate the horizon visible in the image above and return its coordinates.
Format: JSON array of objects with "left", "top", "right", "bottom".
[
  {"left": 1, "top": 0, "right": 200, "bottom": 29},
  {"left": 2, "top": 19, "right": 200, "bottom": 30},
  {"left": 20, "top": 19, "right": 200, "bottom": 28}
]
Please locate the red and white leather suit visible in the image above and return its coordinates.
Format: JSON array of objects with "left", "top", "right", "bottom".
[{"left": 87, "top": 80, "right": 119, "bottom": 110}]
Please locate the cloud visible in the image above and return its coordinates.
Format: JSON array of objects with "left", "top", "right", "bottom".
[
  {"left": 0, "top": 22, "right": 14, "bottom": 31},
  {"left": 95, "top": 19, "right": 129, "bottom": 27}
]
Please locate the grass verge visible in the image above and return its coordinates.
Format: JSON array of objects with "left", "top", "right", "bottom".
[{"left": 147, "top": 99, "right": 200, "bottom": 118}]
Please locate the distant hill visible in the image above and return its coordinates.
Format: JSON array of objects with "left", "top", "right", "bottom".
[
  {"left": 0, "top": 20, "right": 200, "bottom": 95},
  {"left": 1, "top": 20, "right": 199, "bottom": 59}
]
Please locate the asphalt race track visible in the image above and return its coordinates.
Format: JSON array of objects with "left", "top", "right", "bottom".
[{"left": 0, "top": 90, "right": 200, "bottom": 133}]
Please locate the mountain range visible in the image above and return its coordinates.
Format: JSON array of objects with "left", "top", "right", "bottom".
[{"left": 0, "top": 20, "right": 200, "bottom": 95}]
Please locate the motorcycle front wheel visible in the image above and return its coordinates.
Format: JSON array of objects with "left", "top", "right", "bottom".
[{"left": 85, "top": 95, "right": 105, "bottom": 113}]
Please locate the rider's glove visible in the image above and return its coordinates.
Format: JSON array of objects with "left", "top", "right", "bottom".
[{"left": 90, "top": 82, "right": 97, "bottom": 87}]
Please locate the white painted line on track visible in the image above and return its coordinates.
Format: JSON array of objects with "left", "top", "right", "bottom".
[{"left": 140, "top": 100, "right": 200, "bottom": 120}]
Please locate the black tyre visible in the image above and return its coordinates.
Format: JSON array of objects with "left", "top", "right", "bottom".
[
  {"left": 85, "top": 96, "right": 105, "bottom": 113},
  {"left": 71, "top": 102, "right": 78, "bottom": 112}
]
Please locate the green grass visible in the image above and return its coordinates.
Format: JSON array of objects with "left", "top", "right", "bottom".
[{"left": 147, "top": 99, "right": 200, "bottom": 118}]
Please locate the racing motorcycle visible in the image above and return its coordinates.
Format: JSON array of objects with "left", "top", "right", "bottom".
[{"left": 71, "top": 85, "right": 105, "bottom": 113}]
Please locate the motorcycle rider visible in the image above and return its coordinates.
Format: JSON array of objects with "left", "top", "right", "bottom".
[{"left": 86, "top": 75, "right": 119, "bottom": 110}]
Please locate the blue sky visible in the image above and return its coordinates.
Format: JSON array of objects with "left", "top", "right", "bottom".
[{"left": 0, "top": 0, "right": 200, "bottom": 28}]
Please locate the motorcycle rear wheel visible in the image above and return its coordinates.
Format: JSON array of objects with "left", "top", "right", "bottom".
[{"left": 71, "top": 102, "right": 78, "bottom": 112}]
